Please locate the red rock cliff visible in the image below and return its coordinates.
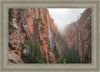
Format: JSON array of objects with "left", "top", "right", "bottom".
[
  {"left": 8, "top": 8, "right": 56, "bottom": 63},
  {"left": 63, "top": 9, "right": 92, "bottom": 62}
]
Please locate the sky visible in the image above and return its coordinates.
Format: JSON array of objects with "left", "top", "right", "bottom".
[{"left": 48, "top": 8, "right": 86, "bottom": 34}]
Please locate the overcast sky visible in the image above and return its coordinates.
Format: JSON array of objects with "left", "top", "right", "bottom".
[{"left": 48, "top": 8, "right": 86, "bottom": 33}]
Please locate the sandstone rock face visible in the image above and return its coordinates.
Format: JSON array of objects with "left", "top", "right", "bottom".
[
  {"left": 8, "top": 8, "right": 56, "bottom": 63},
  {"left": 8, "top": 8, "right": 91, "bottom": 63},
  {"left": 78, "top": 9, "right": 92, "bottom": 62},
  {"left": 47, "top": 11, "right": 66, "bottom": 59},
  {"left": 9, "top": 9, "right": 24, "bottom": 63},
  {"left": 63, "top": 9, "right": 92, "bottom": 62},
  {"left": 8, "top": 51, "right": 24, "bottom": 64}
]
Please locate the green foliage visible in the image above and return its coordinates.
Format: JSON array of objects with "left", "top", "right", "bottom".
[
  {"left": 62, "top": 45, "right": 81, "bottom": 63},
  {"left": 56, "top": 58, "right": 61, "bottom": 63},
  {"left": 41, "top": 23, "right": 45, "bottom": 26},
  {"left": 61, "top": 58, "right": 67, "bottom": 63},
  {"left": 9, "top": 22, "right": 17, "bottom": 30},
  {"left": 17, "top": 9, "right": 23, "bottom": 20},
  {"left": 53, "top": 45, "right": 61, "bottom": 63},
  {"left": 35, "top": 18, "right": 42, "bottom": 21},
  {"left": 8, "top": 9, "right": 12, "bottom": 21},
  {"left": 34, "top": 18, "right": 45, "bottom": 27},
  {"left": 8, "top": 10, "right": 17, "bottom": 30},
  {"left": 53, "top": 45, "right": 59, "bottom": 59},
  {"left": 40, "top": 27, "right": 44, "bottom": 31},
  {"left": 24, "top": 39, "right": 46, "bottom": 63},
  {"left": 18, "top": 15, "right": 22, "bottom": 20},
  {"left": 48, "top": 44, "right": 51, "bottom": 52},
  {"left": 14, "top": 42, "right": 17, "bottom": 45},
  {"left": 9, "top": 31, "right": 11, "bottom": 35}
]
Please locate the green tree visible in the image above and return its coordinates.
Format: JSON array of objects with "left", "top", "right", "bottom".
[
  {"left": 53, "top": 45, "right": 59, "bottom": 59},
  {"left": 23, "top": 39, "right": 46, "bottom": 63},
  {"left": 62, "top": 45, "right": 81, "bottom": 63},
  {"left": 53, "top": 45, "right": 61, "bottom": 63}
]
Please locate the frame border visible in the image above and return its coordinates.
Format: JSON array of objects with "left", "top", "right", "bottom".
[{"left": 0, "top": 0, "right": 100, "bottom": 72}]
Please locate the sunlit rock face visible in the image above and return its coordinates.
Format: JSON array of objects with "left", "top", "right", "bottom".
[{"left": 63, "top": 9, "right": 92, "bottom": 62}]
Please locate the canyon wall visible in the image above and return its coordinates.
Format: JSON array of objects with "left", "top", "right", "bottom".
[
  {"left": 47, "top": 11, "right": 66, "bottom": 59},
  {"left": 8, "top": 8, "right": 56, "bottom": 63},
  {"left": 63, "top": 9, "right": 92, "bottom": 62},
  {"left": 8, "top": 8, "right": 92, "bottom": 63}
]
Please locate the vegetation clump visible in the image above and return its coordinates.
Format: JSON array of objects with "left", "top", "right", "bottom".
[
  {"left": 35, "top": 18, "right": 42, "bottom": 21},
  {"left": 17, "top": 9, "right": 23, "bottom": 20},
  {"left": 22, "top": 39, "right": 46, "bottom": 63},
  {"left": 9, "top": 22, "right": 17, "bottom": 30},
  {"left": 53, "top": 45, "right": 81, "bottom": 63},
  {"left": 53, "top": 45, "right": 61, "bottom": 63},
  {"left": 62, "top": 45, "right": 81, "bottom": 63}
]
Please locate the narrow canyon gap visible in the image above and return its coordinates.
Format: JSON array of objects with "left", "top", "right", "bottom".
[{"left": 8, "top": 8, "right": 92, "bottom": 63}]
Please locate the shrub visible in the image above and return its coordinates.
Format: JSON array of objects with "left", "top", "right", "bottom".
[
  {"left": 61, "top": 58, "right": 66, "bottom": 63},
  {"left": 41, "top": 23, "right": 45, "bottom": 26},
  {"left": 35, "top": 18, "right": 42, "bottom": 21},
  {"left": 56, "top": 58, "right": 61, "bottom": 63}
]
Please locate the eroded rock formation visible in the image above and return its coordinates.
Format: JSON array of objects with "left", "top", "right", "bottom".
[
  {"left": 63, "top": 9, "right": 92, "bottom": 63},
  {"left": 8, "top": 8, "right": 56, "bottom": 63},
  {"left": 8, "top": 8, "right": 91, "bottom": 63}
]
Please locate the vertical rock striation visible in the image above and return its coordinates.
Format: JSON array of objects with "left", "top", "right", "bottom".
[
  {"left": 63, "top": 9, "right": 92, "bottom": 63},
  {"left": 8, "top": 8, "right": 57, "bottom": 63},
  {"left": 8, "top": 8, "right": 91, "bottom": 63}
]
